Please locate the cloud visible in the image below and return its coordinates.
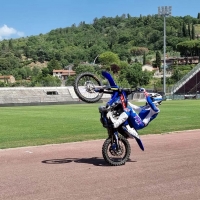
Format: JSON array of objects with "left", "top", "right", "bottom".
[{"left": 0, "top": 24, "right": 25, "bottom": 40}]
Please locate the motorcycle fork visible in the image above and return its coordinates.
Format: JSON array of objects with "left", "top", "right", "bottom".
[
  {"left": 113, "top": 130, "right": 119, "bottom": 150},
  {"left": 107, "top": 128, "right": 120, "bottom": 150}
]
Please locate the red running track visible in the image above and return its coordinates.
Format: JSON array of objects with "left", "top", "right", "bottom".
[{"left": 0, "top": 130, "right": 200, "bottom": 200}]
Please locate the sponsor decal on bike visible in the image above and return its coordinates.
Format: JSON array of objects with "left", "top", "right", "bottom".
[{"left": 120, "top": 94, "right": 126, "bottom": 109}]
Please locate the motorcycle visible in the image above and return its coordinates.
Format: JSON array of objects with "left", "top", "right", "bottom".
[{"left": 73, "top": 71, "right": 144, "bottom": 166}]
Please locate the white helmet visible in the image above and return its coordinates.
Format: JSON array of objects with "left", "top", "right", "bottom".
[{"left": 149, "top": 93, "right": 163, "bottom": 105}]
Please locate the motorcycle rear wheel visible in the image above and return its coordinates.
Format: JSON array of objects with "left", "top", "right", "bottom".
[
  {"left": 73, "top": 72, "right": 103, "bottom": 103},
  {"left": 102, "top": 135, "right": 131, "bottom": 166}
]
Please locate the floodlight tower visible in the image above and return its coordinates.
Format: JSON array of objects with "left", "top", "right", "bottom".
[{"left": 158, "top": 6, "right": 172, "bottom": 95}]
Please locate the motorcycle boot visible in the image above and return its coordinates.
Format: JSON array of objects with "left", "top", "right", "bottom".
[
  {"left": 123, "top": 124, "right": 140, "bottom": 139},
  {"left": 107, "top": 112, "right": 128, "bottom": 128}
]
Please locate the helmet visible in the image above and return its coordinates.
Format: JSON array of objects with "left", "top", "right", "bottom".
[{"left": 149, "top": 93, "right": 163, "bottom": 105}]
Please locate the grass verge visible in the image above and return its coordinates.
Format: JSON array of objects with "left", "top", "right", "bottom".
[{"left": 0, "top": 100, "right": 199, "bottom": 149}]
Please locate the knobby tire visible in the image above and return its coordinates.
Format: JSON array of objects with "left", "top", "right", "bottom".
[
  {"left": 102, "top": 134, "right": 131, "bottom": 166},
  {"left": 73, "top": 72, "right": 103, "bottom": 103}
]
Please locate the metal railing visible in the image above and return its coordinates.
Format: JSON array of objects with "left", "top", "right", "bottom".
[{"left": 171, "top": 63, "right": 200, "bottom": 94}]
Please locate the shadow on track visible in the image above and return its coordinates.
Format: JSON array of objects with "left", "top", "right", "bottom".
[{"left": 42, "top": 157, "right": 136, "bottom": 167}]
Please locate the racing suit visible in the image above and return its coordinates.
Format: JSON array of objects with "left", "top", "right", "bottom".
[{"left": 108, "top": 90, "right": 160, "bottom": 139}]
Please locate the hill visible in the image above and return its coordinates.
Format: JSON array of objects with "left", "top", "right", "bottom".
[{"left": 0, "top": 14, "right": 200, "bottom": 88}]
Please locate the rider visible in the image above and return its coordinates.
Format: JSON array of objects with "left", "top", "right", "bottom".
[{"left": 107, "top": 88, "right": 162, "bottom": 139}]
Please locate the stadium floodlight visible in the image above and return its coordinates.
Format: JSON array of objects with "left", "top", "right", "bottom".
[{"left": 158, "top": 6, "right": 172, "bottom": 95}]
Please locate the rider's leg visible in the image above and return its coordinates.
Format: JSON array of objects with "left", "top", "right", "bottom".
[
  {"left": 123, "top": 108, "right": 145, "bottom": 139},
  {"left": 108, "top": 111, "right": 140, "bottom": 138},
  {"left": 107, "top": 107, "right": 145, "bottom": 131},
  {"left": 127, "top": 108, "right": 145, "bottom": 130},
  {"left": 107, "top": 111, "right": 128, "bottom": 128}
]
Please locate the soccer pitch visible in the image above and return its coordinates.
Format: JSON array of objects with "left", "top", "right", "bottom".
[{"left": 0, "top": 100, "right": 200, "bottom": 149}]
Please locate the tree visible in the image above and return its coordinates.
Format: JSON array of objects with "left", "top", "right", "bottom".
[
  {"left": 8, "top": 39, "right": 14, "bottom": 50},
  {"left": 32, "top": 67, "right": 40, "bottom": 76},
  {"left": 42, "top": 67, "right": 49, "bottom": 77},
  {"left": 1, "top": 42, "right": 6, "bottom": 51},
  {"left": 177, "top": 40, "right": 200, "bottom": 56},
  {"left": 119, "top": 63, "right": 151, "bottom": 87},
  {"left": 31, "top": 74, "right": 61, "bottom": 86},
  {"left": 0, "top": 81, "right": 6, "bottom": 87},
  {"left": 99, "top": 51, "right": 120, "bottom": 66},
  {"left": 23, "top": 46, "right": 32, "bottom": 58},
  {"left": 115, "top": 76, "right": 131, "bottom": 88},
  {"left": 182, "top": 22, "right": 188, "bottom": 37},
  {"left": 18, "top": 68, "right": 28, "bottom": 79},
  {"left": 0, "top": 58, "right": 10, "bottom": 70},
  {"left": 192, "top": 25, "right": 195, "bottom": 40},
  {"left": 143, "top": 52, "right": 146, "bottom": 65},
  {"left": 130, "top": 47, "right": 149, "bottom": 56},
  {"left": 47, "top": 58, "right": 62, "bottom": 75},
  {"left": 110, "top": 64, "right": 120, "bottom": 74},
  {"left": 75, "top": 65, "right": 95, "bottom": 75},
  {"left": 155, "top": 51, "right": 161, "bottom": 71},
  {"left": 188, "top": 23, "right": 191, "bottom": 40},
  {"left": 107, "top": 27, "right": 119, "bottom": 50},
  {"left": 37, "top": 48, "right": 47, "bottom": 63},
  {"left": 42, "top": 75, "right": 61, "bottom": 86}
]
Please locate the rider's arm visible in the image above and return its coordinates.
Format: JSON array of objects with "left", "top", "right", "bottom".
[{"left": 128, "top": 102, "right": 142, "bottom": 112}]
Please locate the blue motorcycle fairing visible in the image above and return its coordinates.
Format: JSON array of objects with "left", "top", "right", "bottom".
[
  {"left": 102, "top": 71, "right": 119, "bottom": 106},
  {"left": 122, "top": 126, "right": 144, "bottom": 151},
  {"left": 102, "top": 71, "right": 118, "bottom": 87},
  {"left": 107, "top": 92, "right": 119, "bottom": 107},
  {"left": 135, "top": 138, "right": 144, "bottom": 151},
  {"left": 102, "top": 71, "right": 128, "bottom": 108},
  {"left": 107, "top": 90, "right": 128, "bottom": 108}
]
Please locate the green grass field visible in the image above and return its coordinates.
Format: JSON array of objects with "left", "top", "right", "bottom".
[{"left": 0, "top": 100, "right": 200, "bottom": 149}]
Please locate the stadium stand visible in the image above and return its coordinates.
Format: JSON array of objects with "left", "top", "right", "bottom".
[
  {"left": 0, "top": 87, "right": 111, "bottom": 106},
  {"left": 0, "top": 87, "right": 74, "bottom": 106},
  {"left": 171, "top": 63, "right": 200, "bottom": 95}
]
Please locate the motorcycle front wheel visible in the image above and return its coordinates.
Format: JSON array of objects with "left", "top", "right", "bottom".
[
  {"left": 102, "top": 134, "right": 131, "bottom": 166},
  {"left": 73, "top": 72, "right": 103, "bottom": 103}
]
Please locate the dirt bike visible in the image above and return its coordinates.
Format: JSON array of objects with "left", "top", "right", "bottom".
[{"left": 73, "top": 71, "right": 144, "bottom": 166}]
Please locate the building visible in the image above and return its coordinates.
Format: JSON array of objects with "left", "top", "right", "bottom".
[
  {"left": 161, "top": 56, "right": 199, "bottom": 66},
  {"left": 0, "top": 75, "right": 15, "bottom": 83},
  {"left": 53, "top": 69, "right": 76, "bottom": 80}
]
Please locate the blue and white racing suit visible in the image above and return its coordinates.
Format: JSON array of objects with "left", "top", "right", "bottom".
[
  {"left": 125, "top": 93, "right": 160, "bottom": 130},
  {"left": 107, "top": 90, "right": 160, "bottom": 143},
  {"left": 109, "top": 91, "right": 160, "bottom": 134}
]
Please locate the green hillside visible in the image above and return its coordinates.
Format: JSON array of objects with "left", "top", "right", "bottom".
[{"left": 0, "top": 14, "right": 200, "bottom": 89}]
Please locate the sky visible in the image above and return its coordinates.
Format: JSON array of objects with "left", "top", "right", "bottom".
[{"left": 0, "top": 0, "right": 200, "bottom": 40}]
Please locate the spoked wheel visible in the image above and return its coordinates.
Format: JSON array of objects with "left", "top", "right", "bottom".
[
  {"left": 73, "top": 72, "right": 103, "bottom": 103},
  {"left": 102, "top": 135, "right": 131, "bottom": 166}
]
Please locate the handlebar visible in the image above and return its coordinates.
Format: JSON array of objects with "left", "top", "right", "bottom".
[{"left": 95, "top": 86, "right": 137, "bottom": 95}]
